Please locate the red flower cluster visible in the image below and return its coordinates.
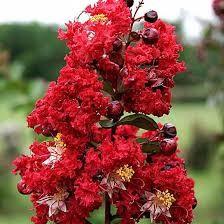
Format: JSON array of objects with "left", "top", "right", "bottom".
[
  {"left": 27, "top": 67, "right": 108, "bottom": 136},
  {"left": 123, "top": 20, "right": 185, "bottom": 116},
  {"left": 13, "top": 0, "right": 195, "bottom": 223},
  {"left": 213, "top": 0, "right": 224, "bottom": 20}
]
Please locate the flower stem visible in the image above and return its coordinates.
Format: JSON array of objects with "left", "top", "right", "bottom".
[
  {"left": 105, "top": 193, "right": 111, "bottom": 224},
  {"left": 126, "top": 0, "right": 144, "bottom": 48}
]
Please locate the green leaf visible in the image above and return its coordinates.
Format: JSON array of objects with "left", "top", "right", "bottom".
[
  {"left": 117, "top": 114, "right": 158, "bottom": 130},
  {"left": 136, "top": 138, "right": 150, "bottom": 144},
  {"left": 142, "top": 141, "right": 161, "bottom": 154},
  {"left": 103, "top": 81, "right": 114, "bottom": 95},
  {"left": 111, "top": 218, "right": 122, "bottom": 224},
  {"left": 99, "top": 120, "right": 115, "bottom": 129}
]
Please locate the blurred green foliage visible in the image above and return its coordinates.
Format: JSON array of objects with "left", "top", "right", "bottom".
[{"left": 0, "top": 23, "right": 67, "bottom": 80}]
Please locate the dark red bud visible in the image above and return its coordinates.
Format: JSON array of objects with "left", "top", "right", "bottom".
[
  {"left": 144, "top": 10, "right": 158, "bottom": 23},
  {"left": 106, "top": 101, "right": 124, "bottom": 120},
  {"left": 162, "top": 123, "right": 177, "bottom": 138},
  {"left": 192, "top": 197, "right": 197, "bottom": 209},
  {"left": 160, "top": 138, "right": 177, "bottom": 155},
  {"left": 142, "top": 28, "right": 159, "bottom": 45},
  {"left": 113, "top": 39, "right": 123, "bottom": 51},
  {"left": 17, "top": 180, "right": 32, "bottom": 195},
  {"left": 109, "top": 52, "right": 124, "bottom": 67},
  {"left": 130, "top": 32, "right": 141, "bottom": 42},
  {"left": 126, "top": 0, "right": 134, "bottom": 7}
]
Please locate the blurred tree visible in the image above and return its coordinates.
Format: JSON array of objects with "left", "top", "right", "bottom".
[
  {"left": 174, "top": 21, "right": 222, "bottom": 87},
  {"left": 186, "top": 123, "right": 217, "bottom": 170},
  {"left": 0, "top": 49, "right": 10, "bottom": 77},
  {"left": 0, "top": 23, "right": 67, "bottom": 80},
  {"left": 185, "top": 7, "right": 224, "bottom": 209}
]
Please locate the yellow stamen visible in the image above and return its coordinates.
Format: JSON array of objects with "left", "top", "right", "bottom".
[
  {"left": 90, "top": 14, "right": 108, "bottom": 23},
  {"left": 156, "top": 190, "right": 176, "bottom": 209},
  {"left": 116, "top": 164, "right": 135, "bottom": 182},
  {"left": 54, "top": 133, "right": 66, "bottom": 148}
]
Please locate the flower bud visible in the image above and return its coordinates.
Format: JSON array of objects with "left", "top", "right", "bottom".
[
  {"left": 113, "top": 39, "right": 123, "bottom": 51},
  {"left": 130, "top": 32, "right": 141, "bottom": 42},
  {"left": 162, "top": 123, "right": 177, "bottom": 138},
  {"left": 126, "top": 0, "right": 134, "bottom": 7},
  {"left": 106, "top": 101, "right": 124, "bottom": 120},
  {"left": 192, "top": 197, "right": 197, "bottom": 209},
  {"left": 109, "top": 52, "right": 124, "bottom": 67},
  {"left": 160, "top": 139, "right": 177, "bottom": 155},
  {"left": 144, "top": 10, "right": 158, "bottom": 23},
  {"left": 17, "top": 180, "right": 32, "bottom": 195},
  {"left": 142, "top": 28, "right": 159, "bottom": 45}
]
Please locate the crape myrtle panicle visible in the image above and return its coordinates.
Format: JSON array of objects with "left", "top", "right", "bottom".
[{"left": 13, "top": 0, "right": 196, "bottom": 223}]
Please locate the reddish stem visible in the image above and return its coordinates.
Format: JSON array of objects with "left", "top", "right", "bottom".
[
  {"left": 133, "top": 0, "right": 144, "bottom": 19},
  {"left": 105, "top": 193, "right": 111, "bottom": 224},
  {"left": 126, "top": 0, "right": 144, "bottom": 48}
]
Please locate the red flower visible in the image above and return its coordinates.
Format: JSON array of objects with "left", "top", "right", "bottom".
[
  {"left": 142, "top": 153, "right": 195, "bottom": 224},
  {"left": 13, "top": 0, "right": 195, "bottom": 223},
  {"left": 122, "top": 20, "right": 185, "bottom": 116},
  {"left": 58, "top": 0, "right": 131, "bottom": 67},
  {"left": 27, "top": 67, "right": 108, "bottom": 136},
  {"left": 75, "top": 173, "right": 102, "bottom": 209}
]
